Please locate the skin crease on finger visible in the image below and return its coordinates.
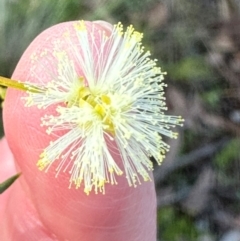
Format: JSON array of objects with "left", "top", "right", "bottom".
[{"left": 1, "top": 21, "right": 157, "bottom": 241}]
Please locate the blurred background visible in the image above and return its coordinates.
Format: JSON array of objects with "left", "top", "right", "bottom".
[{"left": 1, "top": 0, "right": 240, "bottom": 240}]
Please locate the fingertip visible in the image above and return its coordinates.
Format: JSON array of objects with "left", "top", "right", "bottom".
[
  {"left": 93, "top": 20, "right": 113, "bottom": 33},
  {"left": 3, "top": 20, "right": 157, "bottom": 241}
]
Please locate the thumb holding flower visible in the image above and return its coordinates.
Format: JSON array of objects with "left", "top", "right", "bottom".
[{"left": 1, "top": 21, "right": 160, "bottom": 241}]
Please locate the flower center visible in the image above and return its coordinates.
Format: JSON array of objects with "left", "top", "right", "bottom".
[{"left": 67, "top": 77, "right": 115, "bottom": 134}]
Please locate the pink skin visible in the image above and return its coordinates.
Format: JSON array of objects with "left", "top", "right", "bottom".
[{"left": 1, "top": 21, "right": 157, "bottom": 240}]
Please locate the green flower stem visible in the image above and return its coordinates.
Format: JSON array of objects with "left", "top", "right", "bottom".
[
  {"left": 0, "top": 76, "right": 28, "bottom": 91},
  {"left": 0, "top": 76, "right": 40, "bottom": 93},
  {"left": 0, "top": 173, "right": 21, "bottom": 194}
]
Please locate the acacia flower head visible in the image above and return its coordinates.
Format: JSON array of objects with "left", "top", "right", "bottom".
[{"left": 5, "top": 21, "right": 183, "bottom": 194}]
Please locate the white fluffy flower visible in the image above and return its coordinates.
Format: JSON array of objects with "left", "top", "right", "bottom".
[{"left": 23, "top": 21, "right": 183, "bottom": 194}]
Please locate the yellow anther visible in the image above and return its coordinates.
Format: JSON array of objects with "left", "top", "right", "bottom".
[
  {"left": 74, "top": 20, "right": 87, "bottom": 32},
  {"left": 95, "top": 104, "right": 105, "bottom": 117},
  {"left": 101, "top": 95, "right": 111, "bottom": 105},
  {"left": 78, "top": 87, "right": 90, "bottom": 100},
  {"left": 84, "top": 95, "right": 96, "bottom": 107},
  {"left": 132, "top": 31, "right": 143, "bottom": 42},
  {"left": 37, "top": 159, "right": 48, "bottom": 170}
]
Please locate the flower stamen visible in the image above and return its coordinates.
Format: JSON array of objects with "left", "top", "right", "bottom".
[{"left": 4, "top": 20, "right": 185, "bottom": 194}]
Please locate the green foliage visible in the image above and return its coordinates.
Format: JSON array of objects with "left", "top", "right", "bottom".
[
  {"left": 167, "top": 56, "right": 213, "bottom": 82},
  {"left": 124, "top": 0, "right": 156, "bottom": 11},
  {"left": 201, "top": 89, "right": 222, "bottom": 108},
  {"left": 0, "top": 173, "right": 21, "bottom": 194},
  {"left": 214, "top": 139, "right": 240, "bottom": 170},
  {"left": 158, "top": 207, "right": 199, "bottom": 241},
  {"left": 181, "top": 129, "right": 202, "bottom": 153}
]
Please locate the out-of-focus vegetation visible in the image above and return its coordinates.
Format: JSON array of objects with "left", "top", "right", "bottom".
[{"left": 1, "top": 0, "right": 240, "bottom": 240}]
